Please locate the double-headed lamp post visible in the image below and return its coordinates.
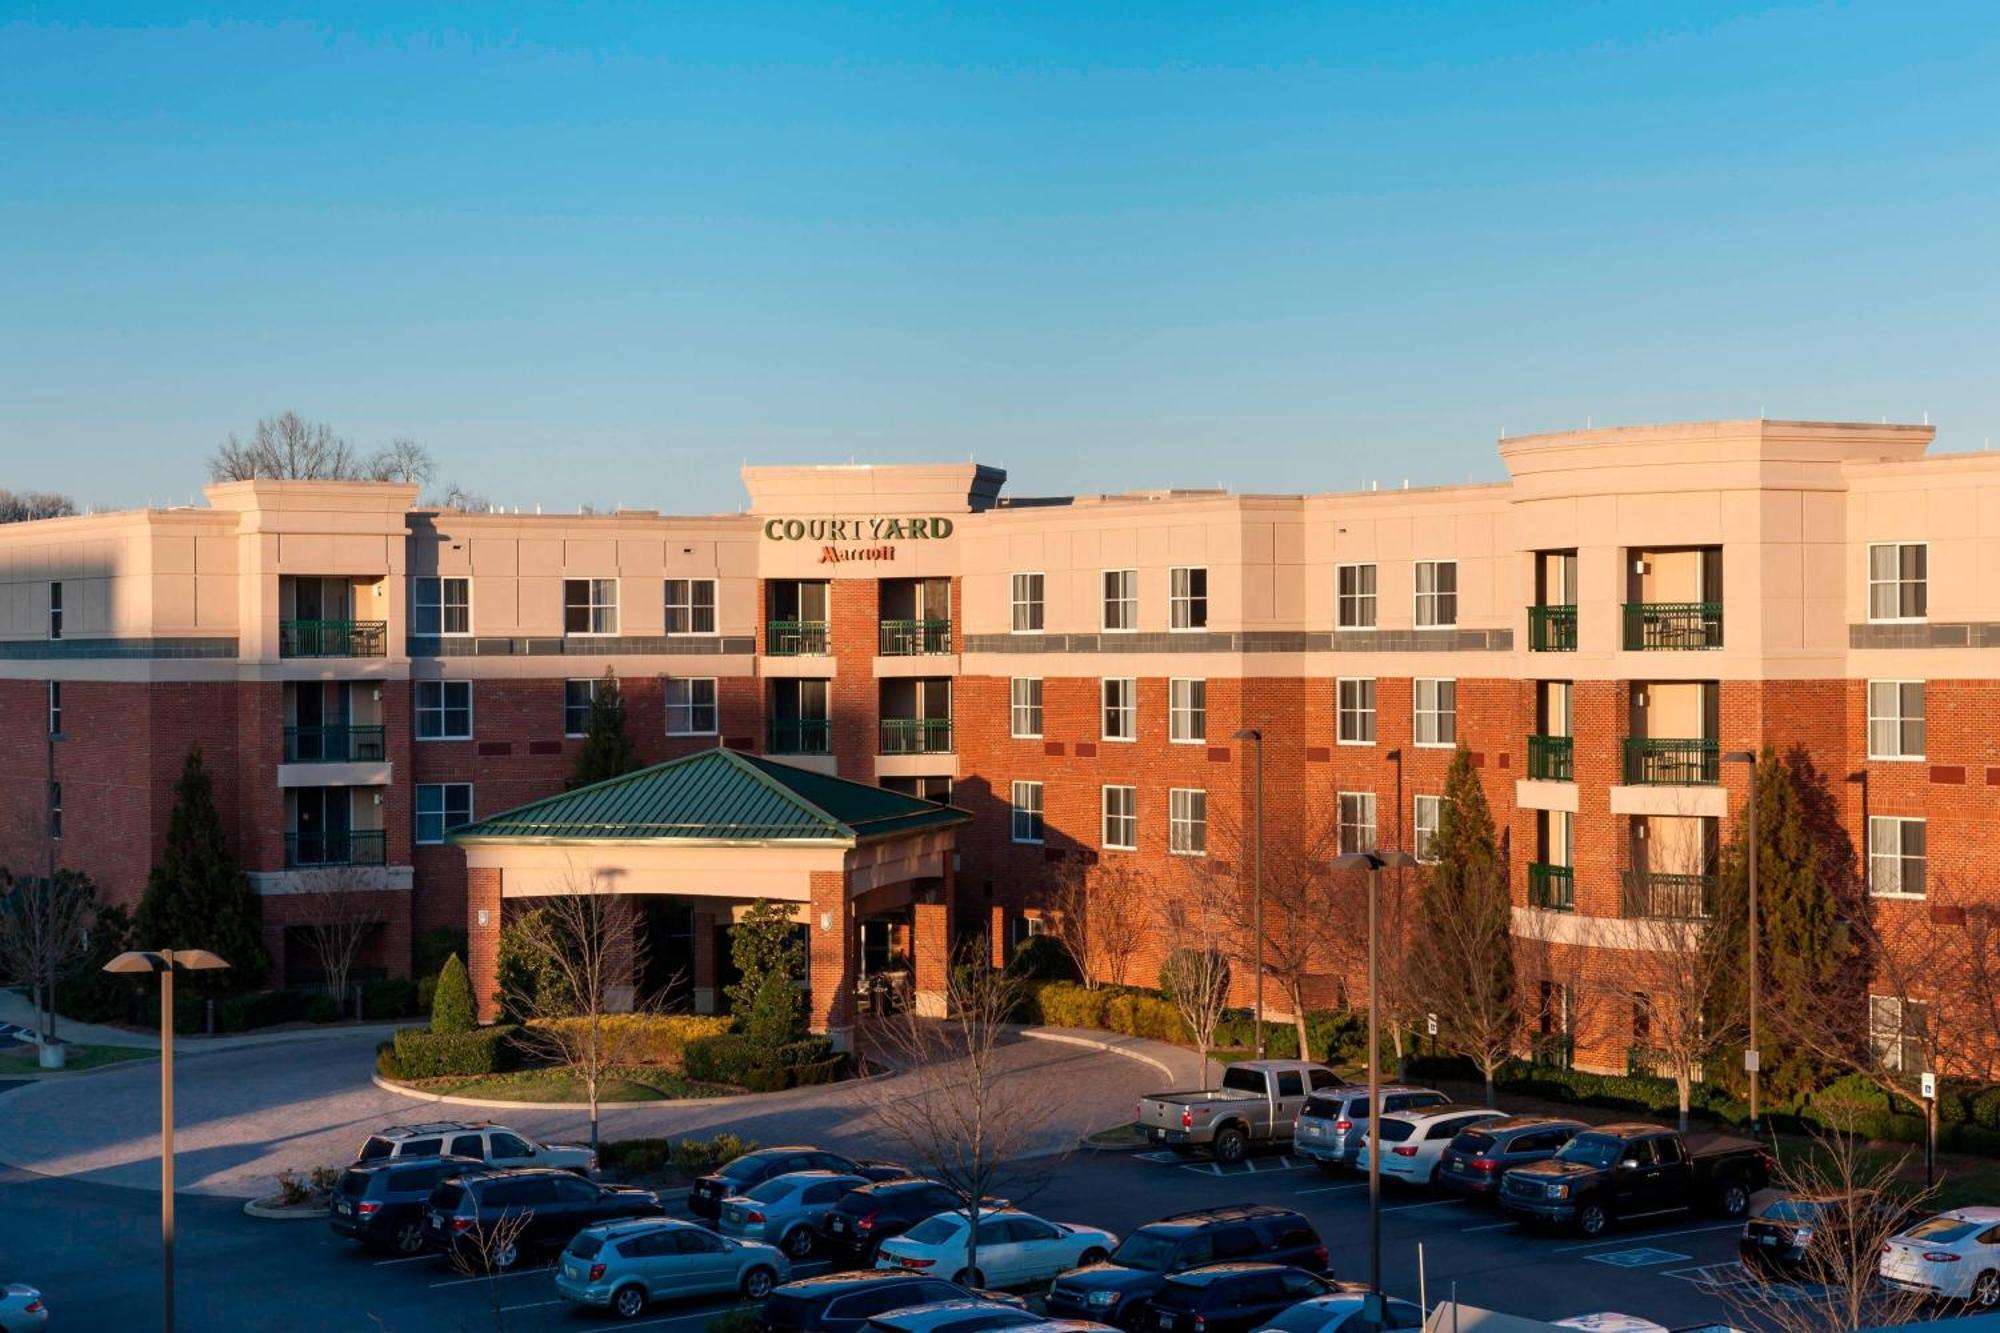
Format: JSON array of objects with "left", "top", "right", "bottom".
[
  {"left": 105, "top": 948, "right": 230, "bottom": 1332},
  {"left": 1232, "top": 728, "right": 1266, "bottom": 1057},
  {"left": 1723, "top": 750, "right": 1761, "bottom": 1138},
  {"left": 1332, "top": 848, "right": 1418, "bottom": 1316}
]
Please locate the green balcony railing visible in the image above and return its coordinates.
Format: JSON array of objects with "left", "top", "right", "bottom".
[
  {"left": 1528, "top": 604, "right": 1578, "bottom": 652},
  {"left": 768, "top": 717, "right": 832, "bottom": 755},
  {"left": 280, "top": 619, "right": 387, "bottom": 658},
  {"left": 282, "top": 725, "right": 387, "bottom": 763},
  {"left": 766, "top": 620, "right": 830, "bottom": 657},
  {"left": 1622, "top": 736, "right": 1720, "bottom": 786},
  {"left": 880, "top": 717, "right": 953, "bottom": 755},
  {"left": 284, "top": 829, "right": 387, "bottom": 869},
  {"left": 879, "top": 618, "right": 953, "bottom": 656},
  {"left": 1622, "top": 870, "right": 1716, "bottom": 920},
  {"left": 1528, "top": 862, "right": 1574, "bottom": 911},
  {"left": 1526, "top": 734, "right": 1574, "bottom": 782},
  {"left": 1622, "top": 602, "right": 1723, "bottom": 651}
]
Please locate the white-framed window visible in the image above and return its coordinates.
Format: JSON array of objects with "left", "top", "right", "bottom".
[
  {"left": 1866, "top": 680, "right": 1926, "bottom": 760},
  {"left": 1101, "top": 678, "right": 1137, "bottom": 741},
  {"left": 1415, "top": 560, "right": 1458, "bottom": 629},
  {"left": 48, "top": 582, "right": 62, "bottom": 641},
  {"left": 415, "top": 679, "right": 473, "bottom": 740},
  {"left": 665, "top": 677, "right": 718, "bottom": 735},
  {"left": 1010, "top": 780, "right": 1045, "bottom": 844},
  {"left": 415, "top": 782, "right": 473, "bottom": 846},
  {"left": 1011, "top": 573, "right": 1045, "bottom": 633},
  {"left": 1337, "top": 678, "right": 1376, "bottom": 745},
  {"left": 1414, "top": 794, "right": 1443, "bottom": 863},
  {"left": 1169, "top": 678, "right": 1207, "bottom": 743},
  {"left": 1102, "top": 785, "right": 1137, "bottom": 851},
  {"left": 1010, "top": 678, "right": 1043, "bottom": 738},
  {"left": 1868, "top": 816, "right": 1927, "bottom": 898},
  {"left": 1336, "top": 564, "right": 1376, "bottom": 630},
  {"left": 562, "top": 578, "right": 619, "bottom": 636},
  {"left": 664, "top": 578, "right": 717, "bottom": 635},
  {"left": 1869, "top": 995, "right": 1928, "bottom": 1073},
  {"left": 413, "top": 576, "right": 471, "bottom": 636},
  {"left": 1169, "top": 788, "right": 1208, "bottom": 856},
  {"left": 1338, "top": 791, "right": 1377, "bottom": 854},
  {"left": 47, "top": 681, "right": 60, "bottom": 737},
  {"left": 1170, "top": 567, "right": 1208, "bottom": 631},
  {"left": 1102, "top": 569, "right": 1138, "bottom": 631},
  {"left": 1867, "top": 543, "right": 1928, "bottom": 622},
  {"left": 1414, "top": 678, "right": 1457, "bottom": 747},
  {"left": 563, "top": 678, "right": 600, "bottom": 737}
]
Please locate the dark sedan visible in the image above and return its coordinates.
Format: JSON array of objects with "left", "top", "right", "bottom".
[{"left": 423, "top": 1167, "right": 662, "bottom": 1269}]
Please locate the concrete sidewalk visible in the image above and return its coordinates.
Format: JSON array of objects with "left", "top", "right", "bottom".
[{"left": 0, "top": 987, "right": 405, "bottom": 1054}]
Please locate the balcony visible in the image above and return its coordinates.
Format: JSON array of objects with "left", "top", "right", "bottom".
[
  {"left": 280, "top": 619, "right": 387, "bottom": 659},
  {"left": 1526, "top": 735, "right": 1573, "bottom": 782},
  {"left": 1528, "top": 604, "right": 1577, "bottom": 652},
  {"left": 880, "top": 718, "right": 953, "bottom": 755},
  {"left": 1528, "top": 862, "right": 1574, "bottom": 911},
  {"left": 284, "top": 829, "right": 387, "bottom": 869},
  {"left": 1621, "top": 737, "right": 1720, "bottom": 786},
  {"left": 282, "top": 725, "right": 386, "bottom": 764},
  {"left": 766, "top": 620, "right": 829, "bottom": 657},
  {"left": 768, "top": 718, "right": 831, "bottom": 755},
  {"left": 879, "top": 618, "right": 952, "bottom": 657},
  {"left": 1622, "top": 870, "right": 1715, "bottom": 920},
  {"left": 1622, "top": 602, "right": 1722, "bottom": 651}
]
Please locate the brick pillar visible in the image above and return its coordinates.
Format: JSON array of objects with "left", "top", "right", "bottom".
[
  {"left": 692, "top": 909, "right": 719, "bottom": 1014},
  {"left": 468, "top": 866, "right": 502, "bottom": 1023},
  {"left": 913, "top": 899, "right": 949, "bottom": 1017},
  {"left": 989, "top": 903, "right": 1008, "bottom": 967},
  {"left": 808, "top": 870, "right": 856, "bottom": 1051},
  {"left": 605, "top": 898, "right": 638, "bottom": 1013}
]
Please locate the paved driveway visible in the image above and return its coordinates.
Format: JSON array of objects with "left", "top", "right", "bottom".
[{"left": 0, "top": 1026, "right": 1191, "bottom": 1198}]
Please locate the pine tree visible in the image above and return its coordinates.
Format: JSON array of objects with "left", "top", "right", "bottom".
[
  {"left": 568, "top": 671, "right": 641, "bottom": 789},
  {"left": 430, "top": 952, "right": 475, "bottom": 1033},
  {"left": 134, "top": 748, "right": 267, "bottom": 988},
  {"left": 728, "top": 899, "right": 806, "bottom": 1055}
]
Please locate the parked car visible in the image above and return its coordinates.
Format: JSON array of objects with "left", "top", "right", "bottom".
[
  {"left": 1740, "top": 1191, "right": 1925, "bottom": 1280},
  {"left": 721, "top": 1170, "right": 870, "bottom": 1258},
  {"left": 1880, "top": 1207, "right": 2000, "bottom": 1306},
  {"left": 1137, "top": 1062, "right": 1344, "bottom": 1164},
  {"left": 860, "top": 1299, "right": 1052, "bottom": 1333},
  {"left": 1356, "top": 1106, "right": 1507, "bottom": 1188},
  {"left": 423, "top": 1167, "right": 662, "bottom": 1268},
  {"left": 822, "top": 1178, "right": 969, "bottom": 1265},
  {"left": 1435, "top": 1117, "right": 1586, "bottom": 1201},
  {"left": 1252, "top": 1283, "right": 1425, "bottom": 1331},
  {"left": 1499, "top": 1124, "right": 1770, "bottom": 1237},
  {"left": 554, "top": 1216, "right": 789, "bottom": 1320},
  {"left": 356, "top": 1121, "right": 596, "bottom": 1174},
  {"left": 0, "top": 1284, "right": 47, "bottom": 1330},
  {"left": 1045, "top": 1205, "right": 1327, "bottom": 1327},
  {"left": 875, "top": 1208, "right": 1116, "bottom": 1288},
  {"left": 330, "top": 1153, "right": 482, "bottom": 1253},
  {"left": 690, "top": 1146, "right": 904, "bottom": 1220},
  {"left": 1292, "top": 1086, "right": 1450, "bottom": 1173},
  {"left": 1147, "top": 1263, "right": 1337, "bottom": 1333},
  {"left": 757, "top": 1270, "right": 1022, "bottom": 1333}
]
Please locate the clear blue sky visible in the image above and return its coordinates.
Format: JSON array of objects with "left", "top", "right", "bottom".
[{"left": 3, "top": 2, "right": 1997, "bottom": 513}]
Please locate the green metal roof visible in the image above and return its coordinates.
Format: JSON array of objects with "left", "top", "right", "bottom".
[{"left": 449, "top": 746, "right": 969, "bottom": 846}]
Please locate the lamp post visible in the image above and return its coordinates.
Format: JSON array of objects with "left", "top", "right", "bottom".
[
  {"left": 1723, "top": 750, "right": 1760, "bottom": 1138},
  {"left": 105, "top": 947, "right": 230, "bottom": 1332},
  {"left": 1232, "top": 728, "right": 1265, "bottom": 1057},
  {"left": 1333, "top": 847, "right": 1417, "bottom": 1315}
]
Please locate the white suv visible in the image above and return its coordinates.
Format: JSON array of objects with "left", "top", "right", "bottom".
[
  {"left": 1356, "top": 1105, "right": 1505, "bottom": 1188},
  {"left": 355, "top": 1121, "right": 596, "bottom": 1174}
]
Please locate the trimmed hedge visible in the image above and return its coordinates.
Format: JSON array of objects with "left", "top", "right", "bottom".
[
  {"left": 391, "top": 1024, "right": 522, "bottom": 1078},
  {"left": 599, "top": 1133, "right": 757, "bottom": 1177},
  {"left": 524, "top": 1013, "right": 732, "bottom": 1071},
  {"left": 682, "top": 1033, "right": 845, "bottom": 1092},
  {"left": 361, "top": 978, "right": 420, "bottom": 1020}
]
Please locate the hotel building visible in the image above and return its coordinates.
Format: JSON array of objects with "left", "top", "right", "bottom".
[{"left": 1, "top": 418, "right": 1992, "bottom": 1064}]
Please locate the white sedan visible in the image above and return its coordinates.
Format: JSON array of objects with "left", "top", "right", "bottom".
[
  {"left": 876, "top": 1209, "right": 1117, "bottom": 1289},
  {"left": 1881, "top": 1207, "right": 2000, "bottom": 1305},
  {"left": 1355, "top": 1105, "right": 1506, "bottom": 1187}
]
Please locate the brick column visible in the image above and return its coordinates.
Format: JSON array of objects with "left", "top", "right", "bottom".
[
  {"left": 989, "top": 903, "right": 1008, "bottom": 967},
  {"left": 468, "top": 865, "right": 503, "bottom": 1023},
  {"left": 692, "top": 909, "right": 719, "bottom": 1014},
  {"left": 913, "top": 899, "right": 949, "bottom": 1017},
  {"left": 808, "top": 870, "right": 856, "bottom": 1051}
]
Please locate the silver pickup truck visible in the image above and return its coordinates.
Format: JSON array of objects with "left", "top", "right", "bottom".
[{"left": 1137, "top": 1059, "right": 1345, "bottom": 1163}]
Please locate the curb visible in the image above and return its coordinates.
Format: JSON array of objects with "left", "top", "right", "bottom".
[
  {"left": 370, "top": 1068, "right": 885, "bottom": 1113},
  {"left": 243, "top": 1196, "right": 326, "bottom": 1221},
  {"left": 1018, "top": 1028, "right": 1178, "bottom": 1081},
  {"left": 0, "top": 1054, "right": 162, "bottom": 1083}
]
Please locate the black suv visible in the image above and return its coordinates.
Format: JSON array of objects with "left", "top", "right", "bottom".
[
  {"left": 819, "top": 1178, "right": 964, "bottom": 1266},
  {"left": 1148, "top": 1263, "right": 1337, "bottom": 1333},
  {"left": 330, "top": 1154, "right": 481, "bottom": 1254},
  {"left": 1045, "top": 1205, "right": 1327, "bottom": 1328},
  {"left": 423, "top": 1167, "right": 661, "bottom": 1268},
  {"left": 757, "top": 1270, "right": 1017, "bottom": 1332},
  {"left": 690, "top": 1146, "right": 906, "bottom": 1220}
]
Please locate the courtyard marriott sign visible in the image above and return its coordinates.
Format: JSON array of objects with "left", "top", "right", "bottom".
[{"left": 762, "top": 515, "right": 955, "bottom": 565}]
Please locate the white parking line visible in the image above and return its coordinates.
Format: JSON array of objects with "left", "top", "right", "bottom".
[
  {"left": 501, "top": 1299, "right": 566, "bottom": 1312},
  {"left": 1294, "top": 1183, "right": 1368, "bottom": 1196},
  {"left": 1382, "top": 1200, "right": 1465, "bottom": 1213},
  {"left": 1461, "top": 1221, "right": 1515, "bottom": 1233},
  {"left": 371, "top": 1254, "right": 435, "bottom": 1267},
  {"left": 427, "top": 1267, "right": 553, "bottom": 1289},
  {"left": 1554, "top": 1221, "right": 1744, "bottom": 1253}
]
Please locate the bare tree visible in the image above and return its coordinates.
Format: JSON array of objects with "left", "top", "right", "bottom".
[
  {"left": 1044, "top": 852, "right": 1150, "bottom": 989},
  {"left": 448, "top": 1205, "right": 537, "bottom": 1330},
  {"left": 0, "top": 490, "right": 78, "bottom": 523},
  {"left": 366, "top": 437, "right": 436, "bottom": 485},
  {"left": 1158, "top": 894, "right": 1232, "bottom": 1088},
  {"left": 289, "top": 869, "right": 388, "bottom": 1017},
  {"left": 1203, "top": 813, "right": 1341, "bottom": 1061},
  {"left": 208, "top": 412, "right": 437, "bottom": 486},
  {"left": 1601, "top": 910, "right": 1744, "bottom": 1132},
  {"left": 1412, "top": 871, "right": 1519, "bottom": 1106},
  {"left": 0, "top": 869, "right": 97, "bottom": 1043},
  {"left": 435, "top": 482, "right": 496, "bottom": 513},
  {"left": 864, "top": 943, "right": 1066, "bottom": 1285}
]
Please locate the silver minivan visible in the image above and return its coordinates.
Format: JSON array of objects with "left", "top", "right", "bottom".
[
  {"left": 1292, "top": 1086, "right": 1449, "bottom": 1171},
  {"left": 555, "top": 1216, "right": 790, "bottom": 1321}
]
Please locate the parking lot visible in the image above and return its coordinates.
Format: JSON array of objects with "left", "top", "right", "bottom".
[{"left": 2, "top": 1132, "right": 1781, "bottom": 1332}]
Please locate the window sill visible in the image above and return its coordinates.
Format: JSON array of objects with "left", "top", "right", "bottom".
[
  {"left": 1101, "top": 736, "right": 1138, "bottom": 744},
  {"left": 1414, "top": 741, "right": 1457, "bottom": 750},
  {"left": 1868, "top": 891, "right": 1928, "bottom": 902},
  {"left": 1101, "top": 844, "right": 1137, "bottom": 853},
  {"left": 667, "top": 730, "right": 719, "bottom": 738},
  {"left": 1010, "top": 732, "right": 1044, "bottom": 742},
  {"left": 1865, "top": 754, "right": 1926, "bottom": 764},
  {"left": 1337, "top": 738, "right": 1378, "bottom": 748},
  {"left": 416, "top": 735, "right": 474, "bottom": 744},
  {"left": 1170, "top": 737, "right": 1207, "bottom": 746},
  {"left": 1010, "top": 838, "right": 1045, "bottom": 847}
]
